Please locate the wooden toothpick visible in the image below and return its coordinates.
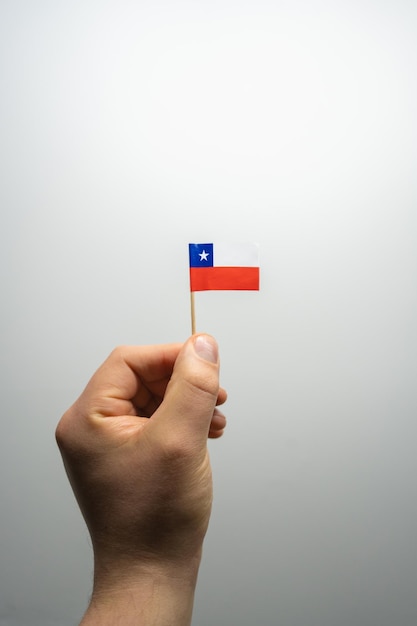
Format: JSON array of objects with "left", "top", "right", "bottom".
[{"left": 190, "top": 291, "right": 196, "bottom": 334}]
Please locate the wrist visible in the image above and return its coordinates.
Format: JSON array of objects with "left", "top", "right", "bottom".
[{"left": 80, "top": 552, "right": 202, "bottom": 626}]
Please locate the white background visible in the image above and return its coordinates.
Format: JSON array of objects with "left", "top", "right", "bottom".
[{"left": 1, "top": 1, "right": 416, "bottom": 624}]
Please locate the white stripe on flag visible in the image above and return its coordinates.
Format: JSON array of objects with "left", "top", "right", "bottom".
[{"left": 214, "top": 242, "right": 259, "bottom": 267}]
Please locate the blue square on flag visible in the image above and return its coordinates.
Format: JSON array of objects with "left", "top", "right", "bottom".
[{"left": 189, "top": 243, "right": 214, "bottom": 268}]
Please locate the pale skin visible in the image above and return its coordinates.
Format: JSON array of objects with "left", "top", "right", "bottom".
[{"left": 56, "top": 334, "right": 227, "bottom": 625}]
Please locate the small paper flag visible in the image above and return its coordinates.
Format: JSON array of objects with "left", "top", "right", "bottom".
[{"left": 189, "top": 242, "right": 260, "bottom": 292}]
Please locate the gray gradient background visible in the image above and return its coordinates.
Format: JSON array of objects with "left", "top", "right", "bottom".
[{"left": 1, "top": 1, "right": 416, "bottom": 625}]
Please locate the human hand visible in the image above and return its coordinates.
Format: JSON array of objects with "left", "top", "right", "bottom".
[{"left": 56, "top": 334, "right": 226, "bottom": 625}]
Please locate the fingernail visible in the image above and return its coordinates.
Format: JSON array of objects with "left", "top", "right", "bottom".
[{"left": 194, "top": 335, "right": 218, "bottom": 363}]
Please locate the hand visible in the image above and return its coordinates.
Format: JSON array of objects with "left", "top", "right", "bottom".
[{"left": 56, "top": 334, "right": 226, "bottom": 625}]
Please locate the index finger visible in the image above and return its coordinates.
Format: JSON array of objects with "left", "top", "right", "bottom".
[{"left": 84, "top": 343, "right": 184, "bottom": 419}]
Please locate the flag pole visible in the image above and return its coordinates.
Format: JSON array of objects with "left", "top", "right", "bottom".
[{"left": 190, "top": 291, "right": 196, "bottom": 334}]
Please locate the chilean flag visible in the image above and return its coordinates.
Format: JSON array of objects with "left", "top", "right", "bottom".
[{"left": 189, "top": 242, "right": 260, "bottom": 292}]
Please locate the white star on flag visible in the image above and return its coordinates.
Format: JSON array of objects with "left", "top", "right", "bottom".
[{"left": 199, "top": 250, "right": 210, "bottom": 262}]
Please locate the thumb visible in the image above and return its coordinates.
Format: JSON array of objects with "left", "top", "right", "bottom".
[{"left": 149, "top": 334, "right": 220, "bottom": 450}]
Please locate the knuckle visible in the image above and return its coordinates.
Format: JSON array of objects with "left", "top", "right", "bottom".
[
  {"left": 161, "top": 432, "right": 196, "bottom": 462},
  {"left": 184, "top": 370, "right": 219, "bottom": 400},
  {"left": 107, "top": 345, "right": 129, "bottom": 363},
  {"left": 55, "top": 411, "right": 71, "bottom": 450}
]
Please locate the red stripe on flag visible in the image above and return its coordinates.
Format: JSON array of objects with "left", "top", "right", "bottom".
[{"left": 190, "top": 267, "right": 259, "bottom": 292}]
